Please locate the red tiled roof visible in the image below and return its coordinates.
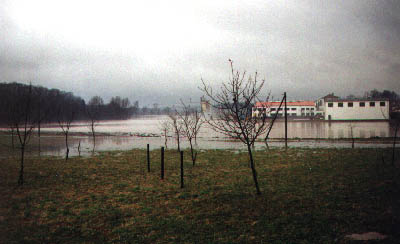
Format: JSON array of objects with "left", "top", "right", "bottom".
[{"left": 255, "top": 101, "right": 315, "bottom": 107}]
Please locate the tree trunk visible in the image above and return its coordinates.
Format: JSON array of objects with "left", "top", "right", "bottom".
[
  {"left": 164, "top": 130, "right": 168, "bottom": 149},
  {"left": 392, "top": 121, "right": 398, "bottom": 166},
  {"left": 65, "top": 133, "right": 69, "bottom": 160},
  {"left": 38, "top": 122, "right": 41, "bottom": 156},
  {"left": 18, "top": 145, "right": 25, "bottom": 186},
  {"left": 176, "top": 132, "right": 180, "bottom": 152},
  {"left": 92, "top": 124, "right": 96, "bottom": 153},
  {"left": 247, "top": 143, "right": 261, "bottom": 195},
  {"left": 189, "top": 139, "right": 196, "bottom": 166},
  {"left": 11, "top": 128, "right": 15, "bottom": 149}
]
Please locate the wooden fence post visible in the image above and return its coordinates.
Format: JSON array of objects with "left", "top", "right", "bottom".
[
  {"left": 161, "top": 147, "right": 164, "bottom": 180},
  {"left": 284, "top": 92, "right": 288, "bottom": 150},
  {"left": 147, "top": 144, "right": 150, "bottom": 172},
  {"left": 180, "top": 151, "right": 184, "bottom": 188}
]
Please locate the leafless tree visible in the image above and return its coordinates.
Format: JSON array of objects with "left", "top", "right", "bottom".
[
  {"left": 7, "top": 84, "right": 42, "bottom": 185},
  {"left": 200, "top": 60, "right": 270, "bottom": 195},
  {"left": 58, "top": 102, "right": 75, "bottom": 160},
  {"left": 177, "top": 100, "right": 204, "bottom": 166},
  {"left": 159, "top": 120, "right": 171, "bottom": 149},
  {"left": 168, "top": 113, "right": 183, "bottom": 152},
  {"left": 87, "top": 96, "right": 103, "bottom": 153}
]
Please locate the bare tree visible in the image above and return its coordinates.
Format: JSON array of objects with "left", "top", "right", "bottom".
[
  {"left": 7, "top": 84, "right": 41, "bottom": 185},
  {"left": 159, "top": 120, "right": 171, "bottom": 149},
  {"left": 177, "top": 100, "right": 204, "bottom": 166},
  {"left": 58, "top": 102, "right": 75, "bottom": 160},
  {"left": 200, "top": 60, "right": 270, "bottom": 195},
  {"left": 168, "top": 113, "right": 183, "bottom": 152},
  {"left": 87, "top": 96, "right": 103, "bottom": 153}
]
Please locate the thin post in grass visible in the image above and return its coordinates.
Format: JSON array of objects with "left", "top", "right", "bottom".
[
  {"left": 78, "top": 140, "right": 81, "bottom": 157},
  {"left": 161, "top": 147, "right": 164, "bottom": 180},
  {"left": 147, "top": 144, "right": 150, "bottom": 172},
  {"left": 284, "top": 92, "right": 287, "bottom": 150},
  {"left": 392, "top": 121, "right": 398, "bottom": 166},
  {"left": 180, "top": 150, "right": 184, "bottom": 188}
]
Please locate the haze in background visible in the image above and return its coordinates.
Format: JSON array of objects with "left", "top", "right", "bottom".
[{"left": 1, "top": 0, "right": 399, "bottom": 106}]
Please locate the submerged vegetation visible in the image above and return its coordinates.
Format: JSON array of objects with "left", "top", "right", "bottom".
[{"left": 0, "top": 148, "right": 399, "bottom": 243}]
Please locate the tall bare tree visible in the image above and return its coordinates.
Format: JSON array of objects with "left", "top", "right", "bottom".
[
  {"left": 177, "top": 100, "right": 204, "bottom": 166},
  {"left": 58, "top": 101, "right": 75, "bottom": 160},
  {"left": 7, "top": 83, "right": 42, "bottom": 185},
  {"left": 87, "top": 96, "right": 104, "bottom": 152},
  {"left": 159, "top": 120, "right": 171, "bottom": 149},
  {"left": 168, "top": 113, "right": 183, "bottom": 152},
  {"left": 200, "top": 60, "right": 270, "bottom": 195}
]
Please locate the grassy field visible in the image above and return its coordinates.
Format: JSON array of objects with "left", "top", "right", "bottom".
[{"left": 0, "top": 147, "right": 399, "bottom": 243}]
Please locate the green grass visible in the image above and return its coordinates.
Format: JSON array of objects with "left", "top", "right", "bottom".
[{"left": 0, "top": 148, "right": 399, "bottom": 243}]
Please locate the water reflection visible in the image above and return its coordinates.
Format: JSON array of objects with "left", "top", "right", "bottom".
[
  {"left": 266, "top": 121, "right": 391, "bottom": 139},
  {"left": 1, "top": 116, "right": 398, "bottom": 157},
  {"left": 35, "top": 116, "right": 398, "bottom": 140}
]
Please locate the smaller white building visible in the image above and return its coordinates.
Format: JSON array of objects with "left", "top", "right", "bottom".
[
  {"left": 253, "top": 101, "right": 316, "bottom": 118},
  {"left": 316, "top": 94, "right": 389, "bottom": 120}
]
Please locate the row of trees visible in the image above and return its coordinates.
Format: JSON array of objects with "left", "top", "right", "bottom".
[
  {"left": 4, "top": 60, "right": 273, "bottom": 196},
  {"left": 347, "top": 89, "right": 400, "bottom": 112},
  {"left": 0, "top": 82, "right": 136, "bottom": 184},
  {"left": 0, "top": 83, "right": 137, "bottom": 124},
  {"left": 160, "top": 101, "right": 204, "bottom": 167}
]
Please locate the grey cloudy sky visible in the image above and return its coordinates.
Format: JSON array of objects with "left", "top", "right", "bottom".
[{"left": 1, "top": 0, "right": 399, "bottom": 106}]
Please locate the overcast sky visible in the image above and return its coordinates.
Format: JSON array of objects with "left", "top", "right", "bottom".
[{"left": 1, "top": 0, "right": 399, "bottom": 106}]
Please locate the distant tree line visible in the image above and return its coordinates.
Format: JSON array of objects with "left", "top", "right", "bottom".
[
  {"left": 0, "top": 82, "right": 174, "bottom": 125},
  {"left": 0, "top": 82, "right": 86, "bottom": 125},
  {"left": 347, "top": 89, "right": 400, "bottom": 112}
]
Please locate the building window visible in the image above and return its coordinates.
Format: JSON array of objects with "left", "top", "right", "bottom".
[
  {"left": 380, "top": 101, "right": 385, "bottom": 107},
  {"left": 348, "top": 102, "right": 353, "bottom": 107},
  {"left": 291, "top": 108, "right": 296, "bottom": 111},
  {"left": 278, "top": 108, "right": 282, "bottom": 111},
  {"left": 306, "top": 108, "right": 310, "bottom": 110},
  {"left": 311, "top": 108, "right": 314, "bottom": 110},
  {"left": 370, "top": 102, "right": 375, "bottom": 107},
  {"left": 271, "top": 108, "right": 276, "bottom": 111},
  {"left": 338, "top": 102, "right": 343, "bottom": 107},
  {"left": 328, "top": 103, "right": 333, "bottom": 107},
  {"left": 360, "top": 102, "right": 365, "bottom": 107},
  {"left": 286, "top": 108, "right": 289, "bottom": 111},
  {"left": 292, "top": 113, "right": 297, "bottom": 116}
]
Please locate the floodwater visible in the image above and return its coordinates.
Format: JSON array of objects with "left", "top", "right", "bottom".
[
  {"left": 31, "top": 115, "right": 398, "bottom": 139},
  {"left": 1, "top": 115, "right": 399, "bottom": 157}
]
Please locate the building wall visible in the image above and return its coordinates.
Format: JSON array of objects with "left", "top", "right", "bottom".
[
  {"left": 324, "top": 101, "right": 389, "bottom": 120},
  {"left": 253, "top": 105, "right": 316, "bottom": 117}
]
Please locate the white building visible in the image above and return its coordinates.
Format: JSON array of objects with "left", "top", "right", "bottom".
[
  {"left": 253, "top": 101, "right": 316, "bottom": 118},
  {"left": 316, "top": 94, "right": 389, "bottom": 120}
]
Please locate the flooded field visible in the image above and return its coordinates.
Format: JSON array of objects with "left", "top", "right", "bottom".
[
  {"left": 1, "top": 115, "right": 399, "bottom": 157},
  {"left": 22, "top": 115, "right": 398, "bottom": 139}
]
